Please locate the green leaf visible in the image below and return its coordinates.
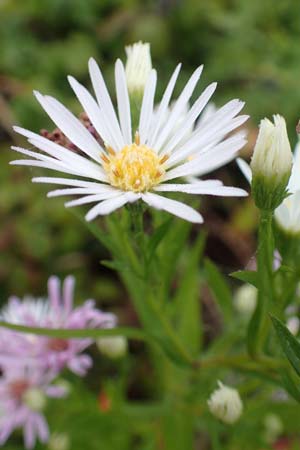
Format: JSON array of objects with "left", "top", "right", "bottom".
[
  {"left": 247, "top": 299, "right": 265, "bottom": 357},
  {"left": 230, "top": 270, "right": 259, "bottom": 288},
  {"left": 271, "top": 315, "right": 300, "bottom": 377},
  {"left": 280, "top": 369, "right": 300, "bottom": 402},
  {"left": 101, "top": 259, "right": 130, "bottom": 273},
  {"left": 174, "top": 233, "right": 206, "bottom": 356},
  {"left": 204, "top": 258, "right": 233, "bottom": 322},
  {"left": 0, "top": 321, "right": 148, "bottom": 341}
]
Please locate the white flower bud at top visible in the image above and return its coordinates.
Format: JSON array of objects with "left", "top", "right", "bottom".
[
  {"left": 251, "top": 115, "right": 293, "bottom": 211},
  {"left": 97, "top": 336, "right": 128, "bottom": 359},
  {"left": 48, "top": 432, "right": 70, "bottom": 450},
  {"left": 208, "top": 381, "right": 243, "bottom": 424},
  {"left": 23, "top": 387, "right": 47, "bottom": 412},
  {"left": 234, "top": 284, "right": 257, "bottom": 316},
  {"left": 125, "top": 41, "right": 152, "bottom": 96}
]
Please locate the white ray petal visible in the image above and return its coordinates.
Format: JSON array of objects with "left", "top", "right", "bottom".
[
  {"left": 153, "top": 65, "right": 203, "bottom": 151},
  {"left": 138, "top": 70, "right": 157, "bottom": 144},
  {"left": 47, "top": 186, "right": 117, "bottom": 197},
  {"left": 88, "top": 58, "right": 124, "bottom": 148},
  {"left": 34, "top": 91, "right": 103, "bottom": 163},
  {"left": 32, "top": 176, "right": 109, "bottom": 188},
  {"left": 236, "top": 158, "right": 252, "bottom": 184},
  {"left": 167, "top": 113, "right": 248, "bottom": 167},
  {"left": 28, "top": 137, "right": 107, "bottom": 181},
  {"left": 154, "top": 180, "right": 223, "bottom": 192},
  {"left": 10, "top": 159, "right": 85, "bottom": 176},
  {"left": 155, "top": 184, "right": 247, "bottom": 196},
  {"left": 11, "top": 142, "right": 107, "bottom": 181},
  {"left": 14, "top": 126, "right": 106, "bottom": 179},
  {"left": 67, "top": 75, "right": 122, "bottom": 151},
  {"left": 148, "top": 64, "right": 181, "bottom": 147},
  {"left": 65, "top": 191, "right": 122, "bottom": 208},
  {"left": 164, "top": 135, "right": 246, "bottom": 181},
  {"left": 115, "top": 59, "right": 132, "bottom": 144},
  {"left": 160, "top": 82, "right": 217, "bottom": 156},
  {"left": 85, "top": 192, "right": 139, "bottom": 221},
  {"left": 142, "top": 192, "right": 203, "bottom": 223}
]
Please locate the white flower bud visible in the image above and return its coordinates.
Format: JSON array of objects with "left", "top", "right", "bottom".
[
  {"left": 234, "top": 284, "right": 257, "bottom": 316},
  {"left": 208, "top": 381, "right": 243, "bottom": 424},
  {"left": 251, "top": 115, "right": 293, "bottom": 210},
  {"left": 286, "top": 316, "right": 300, "bottom": 336},
  {"left": 48, "top": 433, "right": 70, "bottom": 450},
  {"left": 97, "top": 336, "right": 128, "bottom": 359},
  {"left": 263, "top": 414, "right": 283, "bottom": 444},
  {"left": 23, "top": 387, "right": 47, "bottom": 412},
  {"left": 125, "top": 41, "right": 152, "bottom": 96}
]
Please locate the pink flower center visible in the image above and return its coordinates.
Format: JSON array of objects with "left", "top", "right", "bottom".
[
  {"left": 47, "top": 338, "right": 69, "bottom": 352},
  {"left": 9, "top": 379, "right": 30, "bottom": 400}
]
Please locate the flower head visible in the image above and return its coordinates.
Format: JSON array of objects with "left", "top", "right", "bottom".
[
  {"left": 11, "top": 49, "right": 248, "bottom": 223},
  {"left": 0, "top": 276, "right": 116, "bottom": 375},
  {"left": 0, "top": 365, "right": 67, "bottom": 449},
  {"left": 208, "top": 381, "right": 243, "bottom": 424},
  {"left": 250, "top": 115, "right": 293, "bottom": 210},
  {"left": 125, "top": 41, "right": 152, "bottom": 96}
]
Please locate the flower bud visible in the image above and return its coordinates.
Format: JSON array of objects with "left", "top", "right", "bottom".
[
  {"left": 251, "top": 115, "right": 292, "bottom": 211},
  {"left": 97, "top": 336, "right": 128, "bottom": 359},
  {"left": 125, "top": 41, "right": 152, "bottom": 97},
  {"left": 234, "top": 284, "right": 257, "bottom": 316},
  {"left": 23, "top": 387, "right": 47, "bottom": 412},
  {"left": 286, "top": 316, "right": 300, "bottom": 336},
  {"left": 208, "top": 381, "right": 243, "bottom": 424},
  {"left": 263, "top": 414, "right": 283, "bottom": 444},
  {"left": 48, "top": 432, "right": 70, "bottom": 450}
]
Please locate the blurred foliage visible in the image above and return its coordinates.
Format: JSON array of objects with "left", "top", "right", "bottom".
[{"left": 1, "top": 0, "right": 300, "bottom": 449}]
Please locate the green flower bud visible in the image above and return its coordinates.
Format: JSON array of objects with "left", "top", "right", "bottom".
[
  {"left": 97, "top": 336, "right": 128, "bottom": 359},
  {"left": 23, "top": 387, "right": 47, "bottom": 412}
]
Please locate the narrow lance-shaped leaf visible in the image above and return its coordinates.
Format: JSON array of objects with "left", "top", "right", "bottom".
[
  {"left": 204, "top": 258, "right": 233, "bottom": 322},
  {"left": 230, "top": 270, "right": 259, "bottom": 288},
  {"left": 174, "top": 232, "right": 206, "bottom": 356},
  {"left": 271, "top": 315, "right": 300, "bottom": 378}
]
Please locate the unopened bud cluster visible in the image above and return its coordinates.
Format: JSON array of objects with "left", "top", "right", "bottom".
[
  {"left": 208, "top": 381, "right": 243, "bottom": 424},
  {"left": 125, "top": 41, "right": 152, "bottom": 97}
]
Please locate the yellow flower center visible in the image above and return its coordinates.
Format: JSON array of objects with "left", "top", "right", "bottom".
[{"left": 102, "top": 135, "right": 168, "bottom": 193}]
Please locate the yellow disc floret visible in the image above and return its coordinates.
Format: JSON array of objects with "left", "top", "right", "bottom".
[{"left": 102, "top": 139, "right": 167, "bottom": 193}]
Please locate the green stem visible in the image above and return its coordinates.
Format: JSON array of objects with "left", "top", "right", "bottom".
[
  {"left": 0, "top": 322, "right": 148, "bottom": 341},
  {"left": 247, "top": 209, "right": 275, "bottom": 357}
]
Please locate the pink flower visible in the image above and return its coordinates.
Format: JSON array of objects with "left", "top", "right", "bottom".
[
  {"left": 0, "top": 365, "right": 67, "bottom": 449},
  {"left": 0, "top": 276, "right": 117, "bottom": 375}
]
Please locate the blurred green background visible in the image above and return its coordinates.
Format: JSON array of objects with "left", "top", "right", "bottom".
[{"left": 1, "top": 0, "right": 300, "bottom": 448}]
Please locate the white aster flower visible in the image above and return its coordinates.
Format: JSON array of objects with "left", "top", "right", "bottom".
[
  {"left": 11, "top": 57, "right": 248, "bottom": 223},
  {"left": 208, "top": 381, "right": 243, "bottom": 424},
  {"left": 125, "top": 41, "right": 152, "bottom": 95},
  {"left": 238, "top": 139, "right": 300, "bottom": 234}
]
